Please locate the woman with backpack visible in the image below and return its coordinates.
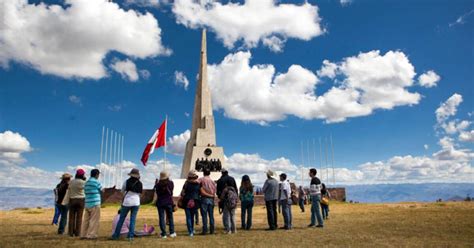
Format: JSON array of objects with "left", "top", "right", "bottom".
[
  {"left": 111, "top": 168, "right": 143, "bottom": 241},
  {"left": 181, "top": 170, "right": 201, "bottom": 237},
  {"left": 320, "top": 183, "right": 331, "bottom": 220},
  {"left": 220, "top": 181, "right": 238, "bottom": 234},
  {"left": 239, "top": 175, "right": 254, "bottom": 230}
]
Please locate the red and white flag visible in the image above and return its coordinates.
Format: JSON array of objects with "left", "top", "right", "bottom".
[{"left": 141, "top": 119, "right": 167, "bottom": 166}]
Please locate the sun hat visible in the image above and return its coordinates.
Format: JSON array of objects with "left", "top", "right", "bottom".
[
  {"left": 60, "top": 173, "right": 72, "bottom": 180},
  {"left": 187, "top": 170, "right": 198, "bottom": 179},
  {"left": 76, "top": 169, "right": 85, "bottom": 177},
  {"left": 128, "top": 168, "right": 140, "bottom": 178},
  {"left": 159, "top": 171, "right": 169, "bottom": 180},
  {"left": 266, "top": 169, "right": 274, "bottom": 178}
]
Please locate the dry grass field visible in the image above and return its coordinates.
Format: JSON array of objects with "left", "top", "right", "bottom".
[{"left": 0, "top": 202, "right": 473, "bottom": 247}]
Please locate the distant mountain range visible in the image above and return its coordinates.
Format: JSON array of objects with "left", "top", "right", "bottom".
[
  {"left": 0, "top": 183, "right": 472, "bottom": 210},
  {"left": 344, "top": 183, "right": 473, "bottom": 203}
]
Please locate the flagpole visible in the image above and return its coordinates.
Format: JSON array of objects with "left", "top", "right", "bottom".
[
  {"left": 100, "top": 126, "right": 104, "bottom": 165},
  {"left": 121, "top": 135, "right": 124, "bottom": 184},
  {"left": 330, "top": 134, "right": 335, "bottom": 186},
  {"left": 104, "top": 128, "right": 109, "bottom": 187},
  {"left": 164, "top": 115, "right": 168, "bottom": 172}
]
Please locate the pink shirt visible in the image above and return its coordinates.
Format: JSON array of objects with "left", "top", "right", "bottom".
[
  {"left": 199, "top": 176, "right": 217, "bottom": 196},
  {"left": 112, "top": 214, "right": 130, "bottom": 235}
]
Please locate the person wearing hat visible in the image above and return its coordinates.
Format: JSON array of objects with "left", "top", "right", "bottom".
[
  {"left": 81, "top": 169, "right": 102, "bottom": 239},
  {"left": 239, "top": 175, "right": 254, "bottom": 230},
  {"left": 112, "top": 168, "right": 143, "bottom": 241},
  {"left": 262, "top": 169, "right": 279, "bottom": 231},
  {"left": 181, "top": 170, "right": 201, "bottom": 237},
  {"left": 67, "top": 169, "right": 87, "bottom": 237},
  {"left": 55, "top": 173, "right": 71, "bottom": 234},
  {"left": 278, "top": 173, "right": 292, "bottom": 230},
  {"left": 154, "top": 171, "right": 176, "bottom": 239}
]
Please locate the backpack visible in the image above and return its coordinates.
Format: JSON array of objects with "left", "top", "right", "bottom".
[{"left": 224, "top": 186, "right": 238, "bottom": 209}]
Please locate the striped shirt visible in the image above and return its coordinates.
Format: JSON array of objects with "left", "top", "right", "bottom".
[{"left": 84, "top": 177, "right": 102, "bottom": 208}]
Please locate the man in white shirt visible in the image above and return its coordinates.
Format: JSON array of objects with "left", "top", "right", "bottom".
[{"left": 278, "top": 173, "right": 292, "bottom": 230}]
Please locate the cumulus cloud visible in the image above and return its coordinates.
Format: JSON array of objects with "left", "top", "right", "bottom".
[
  {"left": 111, "top": 59, "right": 140, "bottom": 82},
  {"left": 68, "top": 95, "right": 82, "bottom": 106},
  {"left": 441, "top": 120, "right": 470, "bottom": 135},
  {"left": 435, "top": 93, "right": 463, "bottom": 123},
  {"left": 208, "top": 50, "right": 422, "bottom": 124},
  {"left": 167, "top": 130, "right": 190, "bottom": 156},
  {"left": 0, "top": 0, "right": 170, "bottom": 79},
  {"left": 418, "top": 70, "right": 440, "bottom": 88},
  {"left": 0, "top": 131, "right": 32, "bottom": 166},
  {"left": 459, "top": 130, "right": 474, "bottom": 143},
  {"left": 174, "top": 71, "right": 189, "bottom": 90},
  {"left": 172, "top": 0, "right": 324, "bottom": 51}
]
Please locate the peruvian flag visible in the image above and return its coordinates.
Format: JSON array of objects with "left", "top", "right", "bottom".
[{"left": 141, "top": 119, "right": 167, "bottom": 166}]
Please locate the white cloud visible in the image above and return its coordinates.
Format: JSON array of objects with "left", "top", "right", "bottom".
[
  {"left": 424, "top": 144, "right": 429, "bottom": 150},
  {"left": 340, "top": 0, "right": 352, "bottom": 6},
  {"left": 172, "top": 0, "right": 324, "bottom": 51},
  {"left": 435, "top": 93, "right": 463, "bottom": 123},
  {"left": 68, "top": 95, "right": 82, "bottom": 106},
  {"left": 441, "top": 120, "right": 470, "bottom": 134},
  {"left": 449, "top": 9, "right": 474, "bottom": 27},
  {"left": 0, "top": 131, "right": 32, "bottom": 166},
  {"left": 418, "top": 70, "right": 440, "bottom": 88},
  {"left": 111, "top": 59, "right": 140, "bottom": 82},
  {"left": 0, "top": 0, "right": 170, "bottom": 79},
  {"left": 125, "top": 0, "right": 160, "bottom": 7},
  {"left": 0, "top": 164, "right": 63, "bottom": 189},
  {"left": 174, "top": 71, "right": 189, "bottom": 90},
  {"left": 459, "top": 130, "right": 474, "bottom": 143},
  {"left": 167, "top": 130, "right": 190, "bottom": 156},
  {"left": 208, "top": 50, "right": 422, "bottom": 124}
]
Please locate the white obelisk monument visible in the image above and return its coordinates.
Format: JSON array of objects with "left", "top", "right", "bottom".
[{"left": 181, "top": 29, "right": 225, "bottom": 180}]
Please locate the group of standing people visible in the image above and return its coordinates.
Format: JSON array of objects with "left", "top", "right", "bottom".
[
  {"left": 53, "top": 168, "right": 103, "bottom": 239},
  {"left": 52, "top": 166, "right": 330, "bottom": 241}
]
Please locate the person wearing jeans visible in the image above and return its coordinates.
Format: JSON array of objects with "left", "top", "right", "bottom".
[
  {"left": 308, "top": 168, "right": 324, "bottom": 228},
  {"left": 112, "top": 168, "right": 143, "bottom": 240},
  {"left": 239, "top": 175, "right": 254, "bottom": 230},
  {"left": 199, "top": 168, "right": 217, "bottom": 235},
  {"left": 279, "top": 174, "right": 292, "bottom": 230},
  {"left": 262, "top": 170, "right": 279, "bottom": 230},
  {"left": 55, "top": 173, "right": 71, "bottom": 234},
  {"left": 182, "top": 170, "right": 201, "bottom": 237},
  {"left": 154, "top": 171, "right": 176, "bottom": 238}
]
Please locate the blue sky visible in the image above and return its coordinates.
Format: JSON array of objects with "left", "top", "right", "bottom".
[{"left": 0, "top": 0, "right": 473, "bottom": 188}]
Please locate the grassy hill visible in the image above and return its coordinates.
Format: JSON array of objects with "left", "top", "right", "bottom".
[{"left": 0, "top": 202, "right": 473, "bottom": 247}]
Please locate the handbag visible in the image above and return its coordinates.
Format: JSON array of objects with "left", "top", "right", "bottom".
[
  {"left": 321, "top": 196, "right": 329, "bottom": 206},
  {"left": 177, "top": 197, "right": 185, "bottom": 209},
  {"left": 172, "top": 204, "right": 178, "bottom": 212},
  {"left": 61, "top": 189, "right": 70, "bottom": 206}
]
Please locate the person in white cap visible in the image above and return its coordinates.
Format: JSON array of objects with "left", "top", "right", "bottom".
[{"left": 262, "top": 170, "right": 279, "bottom": 231}]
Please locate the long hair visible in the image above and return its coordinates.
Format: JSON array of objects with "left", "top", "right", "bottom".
[{"left": 241, "top": 176, "right": 253, "bottom": 192}]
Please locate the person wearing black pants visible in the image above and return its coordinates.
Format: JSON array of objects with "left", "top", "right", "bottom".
[{"left": 262, "top": 170, "right": 279, "bottom": 230}]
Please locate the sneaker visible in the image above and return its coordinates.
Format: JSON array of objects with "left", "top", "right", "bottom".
[
  {"left": 161, "top": 235, "right": 167, "bottom": 239},
  {"left": 307, "top": 224, "right": 315, "bottom": 228},
  {"left": 316, "top": 225, "right": 324, "bottom": 228},
  {"left": 169, "top": 233, "right": 177, "bottom": 238},
  {"left": 189, "top": 233, "right": 194, "bottom": 237}
]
